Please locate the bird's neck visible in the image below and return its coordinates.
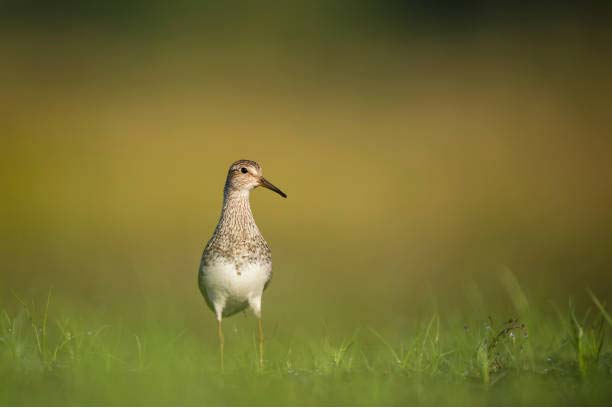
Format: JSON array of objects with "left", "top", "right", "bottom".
[{"left": 217, "top": 188, "right": 260, "bottom": 237}]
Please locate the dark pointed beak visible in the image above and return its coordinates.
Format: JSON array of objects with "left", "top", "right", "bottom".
[{"left": 259, "top": 177, "right": 287, "bottom": 198}]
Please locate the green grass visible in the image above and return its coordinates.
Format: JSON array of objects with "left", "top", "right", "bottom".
[{"left": 1, "top": 291, "right": 611, "bottom": 406}]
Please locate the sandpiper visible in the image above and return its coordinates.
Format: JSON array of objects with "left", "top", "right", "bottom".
[{"left": 199, "top": 160, "right": 286, "bottom": 369}]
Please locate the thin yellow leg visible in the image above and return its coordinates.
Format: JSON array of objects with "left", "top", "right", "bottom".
[
  {"left": 258, "top": 318, "right": 264, "bottom": 369},
  {"left": 217, "top": 319, "right": 224, "bottom": 372}
]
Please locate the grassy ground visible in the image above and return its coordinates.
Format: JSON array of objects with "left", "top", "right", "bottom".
[{"left": 1, "top": 290, "right": 611, "bottom": 406}]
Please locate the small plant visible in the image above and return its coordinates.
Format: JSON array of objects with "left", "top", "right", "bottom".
[
  {"left": 565, "top": 299, "right": 606, "bottom": 377},
  {"left": 0, "top": 309, "right": 25, "bottom": 364},
  {"left": 370, "top": 314, "right": 451, "bottom": 376},
  {"left": 321, "top": 335, "right": 355, "bottom": 371},
  {"left": 588, "top": 289, "right": 612, "bottom": 327},
  {"left": 473, "top": 317, "right": 529, "bottom": 384},
  {"left": 2, "top": 292, "right": 121, "bottom": 374},
  {"left": 11, "top": 290, "right": 57, "bottom": 370}
]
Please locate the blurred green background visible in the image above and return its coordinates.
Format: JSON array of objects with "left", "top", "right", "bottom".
[{"left": 1, "top": 0, "right": 612, "bottom": 330}]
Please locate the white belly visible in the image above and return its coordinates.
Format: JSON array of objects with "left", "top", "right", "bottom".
[{"left": 200, "top": 260, "right": 271, "bottom": 317}]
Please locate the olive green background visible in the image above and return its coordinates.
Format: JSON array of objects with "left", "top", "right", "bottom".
[{"left": 3, "top": 2, "right": 611, "bottom": 314}]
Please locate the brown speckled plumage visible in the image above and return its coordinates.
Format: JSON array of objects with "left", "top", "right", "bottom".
[
  {"left": 201, "top": 160, "right": 271, "bottom": 270},
  {"left": 200, "top": 186, "right": 272, "bottom": 272},
  {"left": 198, "top": 160, "right": 285, "bottom": 319}
]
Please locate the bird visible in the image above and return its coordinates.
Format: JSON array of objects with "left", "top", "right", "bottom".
[{"left": 198, "top": 160, "right": 287, "bottom": 370}]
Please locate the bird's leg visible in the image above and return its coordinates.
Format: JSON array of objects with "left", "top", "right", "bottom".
[
  {"left": 249, "top": 295, "right": 264, "bottom": 370},
  {"left": 213, "top": 299, "right": 226, "bottom": 372},
  {"left": 258, "top": 318, "right": 264, "bottom": 370},
  {"left": 217, "top": 319, "right": 224, "bottom": 372}
]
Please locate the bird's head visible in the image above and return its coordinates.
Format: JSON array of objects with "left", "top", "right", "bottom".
[{"left": 225, "top": 159, "right": 287, "bottom": 198}]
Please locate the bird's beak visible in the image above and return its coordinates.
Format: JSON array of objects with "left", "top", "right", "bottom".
[{"left": 259, "top": 177, "right": 287, "bottom": 198}]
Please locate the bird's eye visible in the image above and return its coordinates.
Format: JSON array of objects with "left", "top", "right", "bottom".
[{"left": 240, "top": 167, "right": 248, "bottom": 174}]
